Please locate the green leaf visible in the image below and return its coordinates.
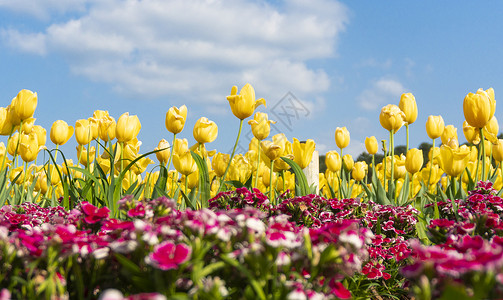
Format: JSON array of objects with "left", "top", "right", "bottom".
[
  {"left": 280, "top": 156, "right": 309, "bottom": 196},
  {"left": 191, "top": 151, "right": 210, "bottom": 208},
  {"left": 151, "top": 165, "right": 168, "bottom": 199}
]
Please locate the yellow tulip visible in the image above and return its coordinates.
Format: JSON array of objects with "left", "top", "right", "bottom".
[
  {"left": 441, "top": 125, "right": 458, "bottom": 145},
  {"left": 7, "top": 103, "right": 21, "bottom": 126},
  {"left": 212, "top": 152, "right": 230, "bottom": 178},
  {"left": 425, "top": 115, "right": 445, "bottom": 139},
  {"left": 98, "top": 116, "right": 116, "bottom": 141},
  {"left": 173, "top": 138, "right": 189, "bottom": 155},
  {"left": 342, "top": 154, "right": 354, "bottom": 172},
  {"left": 325, "top": 150, "right": 341, "bottom": 172},
  {"left": 399, "top": 93, "right": 418, "bottom": 124},
  {"left": 10, "top": 166, "right": 24, "bottom": 184},
  {"left": 483, "top": 116, "right": 499, "bottom": 144},
  {"left": 228, "top": 154, "right": 252, "bottom": 183},
  {"left": 292, "top": 138, "right": 316, "bottom": 169},
  {"left": 226, "top": 83, "right": 266, "bottom": 120},
  {"left": 352, "top": 161, "right": 367, "bottom": 181},
  {"left": 260, "top": 140, "right": 282, "bottom": 161},
  {"left": 20, "top": 117, "right": 36, "bottom": 133},
  {"left": 463, "top": 120, "right": 480, "bottom": 145},
  {"left": 438, "top": 144, "right": 471, "bottom": 177},
  {"left": 463, "top": 88, "right": 494, "bottom": 128},
  {"left": 30, "top": 125, "right": 46, "bottom": 149},
  {"left": 365, "top": 136, "right": 378, "bottom": 155},
  {"left": 12, "top": 89, "right": 37, "bottom": 121},
  {"left": 335, "top": 127, "right": 350, "bottom": 149},
  {"left": 182, "top": 170, "right": 199, "bottom": 190},
  {"left": 261, "top": 166, "right": 277, "bottom": 188},
  {"left": 154, "top": 139, "right": 171, "bottom": 165},
  {"left": 421, "top": 162, "right": 442, "bottom": 186},
  {"left": 493, "top": 139, "right": 503, "bottom": 163},
  {"left": 405, "top": 148, "right": 423, "bottom": 174},
  {"left": 393, "top": 154, "right": 407, "bottom": 179},
  {"left": 379, "top": 104, "right": 405, "bottom": 132},
  {"left": 93, "top": 110, "right": 109, "bottom": 120},
  {"left": 116, "top": 112, "right": 141, "bottom": 143},
  {"left": 50, "top": 120, "right": 74, "bottom": 146},
  {"left": 248, "top": 112, "right": 276, "bottom": 140},
  {"left": 483, "top": 140, "right": 492, "bottom": 157},
  {"left": 34, "top": 171, "right": 49, "bottom": 194},
  {"left": 130, "top": 156, "right": 154, "bottom": 175},
  {"left": 468, "top": 145, "right": 478, "bottom": 162},
  {"left": 0, "top": 107, "right": 15, "bottom": 135},
  {"left": 76, "top": 145, "right": 96, "bottom": 167},
  {"left": 193, "top": 117, "right": 218, "bottom": 144},
  {"left": 88, "top": 117, "right": 99, "bottom": 140},
  {"left": 19, "top": 132, "right": 39, "bottom": 162},
  {"left": 96, "top": 156, "right": 111, "bottom": 174},
  {"left": 165, "top": 105, "right": 188, "bottom": 134},
  {"left": 75, "top": 119, "right": 94, "bottom": 145},
  {"left": 173, "top": 150, "right": 197, "bottom": 176},
  {"left": 7, "top": 132, "right": 19, "bottom": 156}
]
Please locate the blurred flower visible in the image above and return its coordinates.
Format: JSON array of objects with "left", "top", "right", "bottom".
[
  {"left": 261, "top": 166, "right": 277, "bottom": 188},
  {"left": 76, "top": 145, "right": 96, "bottom": 167},
  {"left": 438, "top": 144, "right": 471, "bottom": 177},
  {"left": 165, "top": 105, "right": 187, "bottom": 134},
  {"left": 463, "top": 88, "right": 495, "bottom": 128},
  {"left": 50, "top": 120, "right": 74, "bottom": 146},
  {"left": 147, "top": 241, "right": 191, "bottom": 270},
  {"left": 441, "top": 125, "right": 457, "bottom": 145},
  {"left": 98, "top": 115, "right": 117, "bottom": 142},
  {"left": 173, "top": 150, "right": 197, "bottom": 176},
  {"left": 365, "top": 136, "right": 378, "bottom": 155},
  {"left": 335, "top": 127, "right": 350, "bottom": 149},
  {"left": 405, "top": 148, "right": 423, "bottom": 174},
  {"left": 12, "top": 89, "right": 37, "bottom": 121},
  {"left": 10, "top": 166, "right": 24, "bottom": 184},
  {"left": 399, "top": 93, "right": 418, "bottom": 124},
  {"left": 342, "top": 154, "right": 354, "bottom": 172},
  {"left": 19, "top": 131, "right": 39, "bottom": 162},
  {"left": 325, "top": 151, "right": 341, "bottom": 172},
  {"left": 425, "top": 115, "right": 445, "bottom": 139},
  {"left": 463, "top": 120, "right": 480, "bottom": 145},
  {"left": 352, "top": 161, "right": 367, "bottom": 181},
  {"left": 212, "top": 152, "right": 230, "bottom": 178},
  {"left": 248, "top": 112, "right": 276, "bottom": 140},
  {"left": 493, "top": 139, "right": 503, "bottom": 163},
  {"left": 154, "top": 139, "right": 171, "bottom": 165},
  {"left": 226, "top": 83, "right": 266, "bottom": 120},
  {"left": 292, "top": 138, "right": 315, "bottom": 169},
  {"left": 193, "top": 117, "right": 218, "bottom": 144},
  {"left": 379, "top": 104, "right": 405, "bottom": 132},
  {"left": 116, "top": 112, "right": 141, "bottom": 143}
]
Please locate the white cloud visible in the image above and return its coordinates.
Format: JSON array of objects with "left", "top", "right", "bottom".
[
  {"left": 1, "top": 0, "right": 349, "bottom": 107},
  {"left": 357, "top": 78, "right": 407, "bottom": 111}
]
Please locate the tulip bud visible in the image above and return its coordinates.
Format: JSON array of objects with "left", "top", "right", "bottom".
[
  {"left": 12, "top": 89, "right": 37, "bottom": 121},
  {"left": 34, "top": 171, "right": 49, "bottom": 194},
  {"left": 154, "top": 139, "right": 171, "bottom": 165},
  {"left": 212, "top": 152, "right": 230, "bottom": 178},
  {"left": 342, "top": 154, "right": 354, "bottom": 172},
  {"left": 463, "top": 120, "right": 480, "bottom": 145},
  {"left": 10, "top": 166, "right": 24, "bottom": 184},
  {"left": 248, "top": 112, "right": 276, "bottom": 141},
  {"left": 0, "top": 107, "right": 15, "bottom": 135},
  {"left": 19, "top": 132, "right": 39, "bottom": 162},
  {"left": 51, "top": 120, "right": 74, "bottom": 146},
  {"left": 116, "top": 112, "right": 141, "bottom": 143},
  {"left": 261, "top": 140, "right": 282, "bottom": 161},
  {"left": 292, "top": 138, "right": 316, "bottom": 169},
  {"left": 441, "top": 125, "right": 458, "bottom": 145},
  {"left": 425, "top": 115, "right": 445, "bottom": 139},
  {"left": 399, "top": 93, "right": 418, "bottom": 124},
  {"left": 463, "top": 88, "right": 494, "bottom": 128},
  {"left": 379, "top": 104, "right": 405, "bottom": 133},
  {"left": 352, "top": 161, "right": 367, "bottom": 181},
  {"left": 173, "top": 150, "right": 197, "bottom": 176},
  {"left": 193, "top": 117, "right": 218, "bottom": 144},
  {"left": 75, "top": 119, "right": 94, "bottom": 145},
  {"left": 405, "top": 148, "right": 423, "bottom": 174},
  {"left": 335, "top": 127, "right": 350, "bottom": 149},
  {"left": 165, "top": 105, "right": 188, "bottom": 134},
  {"left": 98, "top": 116, "right": 116, "bottom": 142},
  {"left": 365, "top": 136, "right": 378, "bottom": 155},
  {"left": 7, "top": 132, "right": 19, "bottom": 156},
  {"left": 226, "top": 83, "right": 266, "bottom": 120},
  {"left": 325, "top": 151, "right": 341, "bottom": 172},
  {"left": 493, "top": 139, "right": 503, "bottom": 162}
]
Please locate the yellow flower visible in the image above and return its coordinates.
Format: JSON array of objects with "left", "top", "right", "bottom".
[
  {"left": 325, "top": 151, "right": 341, "bottom": 172},
  {"left": 226, "top": 83, "right": 266, "bottom": 120},
  {"left": 441, "top": 125, "right": 458, "bottom": 145},
  {"left": 248, "top": 112, "right": 276, "bottom": 140},
  {"left": 379, "top": 104, "right": 405, "bottom": 132},
  {"left": 7, "top": 132, "right": 19, "bottom": 156},
  {"left": 342, "top": 154, "right": 354, "bottom": 172},
  {"left": 19, "top": 132, "right": 39, "bottom": 162},
  {"left": 34, "top": 171, "right": 49, "bottom": 194},
  {"left": 292, "top": 138, "right": 316, "bottom": 169},
  {"left": 76, "top": 145, "right": 96, "bottom": 167},
  {"left": 12, "top": 89, "right": 37, "bottom": 121},
  {"left": 335, "top": 127, "right": 350, "bottom": 149},
  {"left": 493, "top": 139, "right": 503, "bottom": 163},
  {"left": 31, "top": 125, "right": 46, "bottom": 149},
  {"left": 393, "top": 154, "right": 407, "bottom": 179},
  {"left": 438, "top": 144, "right": 471, "bottom": 177},
  {"left": 212, "top": 152, "right": 230, "bottom": 178},
  {"left": 10, "top": 166, "right": 24, "bottom": 184},
  {"left": 463, "top": 88, "right": 495, "bottom": 128},
  {"left": 193, "top": 117, "right": 218, "bottom": 144},
  {"left": 463, "top": 120, "right": 480, "bottom": 145},
  {"left": 98, "top": 116, "right": 116, "bottom": 142},
  {"left": 261, "top": 166, "right": 277, "bottom": 188},
  {"left": 173, "top": 150, "right": 197, "bottom": 176},
  {"left": 154, "top": 139, "right": 171, "bottom": 165},
  {"left": 50, "top": 120, "right": 74, "bottom": 146},
  {"left": 483, "top": 116, "right": 499, "bottom": 144},
  {"left": 405, "top": 148, "right": 423, "bottom": 174},
  {"left": 116, "top": 112, "right": 141, "bottom": 143},
  {"left": 260, "top": 140, "right": 282, "bottom": 161},
  {"left": 352, "top": 161, "right": 367, "bottom": 181},
  {"left": 399, "top": 93, "right": 418, "bottom": 124},
  {"left": 228, "top": 154, "right": 252, "bottom": 183},
  {"left": 20, "top": 117, "right": 36, "bottom": 133},
  {"left": 0, "top": 107, "right": 15, "bottom": 135},
  {"left": 425, "top": 115, "right": 445, "bottom": 139},
  {"left": 421, "top": 162, "right": 442, "bottom": 186},
  {"left": 165, "top": 105, "right": 187, "bottom": 134},
  {"left": 365, "top": 136, "right": 378, "bottom": 155},
  {"left": 75, "top": 119, "right": 94, "bottom": 145},
  {"left": 173, "top": 138, "right": 189, "bottom": 155}
]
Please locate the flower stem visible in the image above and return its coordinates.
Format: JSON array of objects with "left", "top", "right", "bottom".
[
  {"left": 405, "top": 123, "right": 410, "bottom": 152},
  {"left": 480, "top": 128, "right": 486, "bottom": 181},
  {"left": 269, "top": 159, "right": 274, "bottom": 205},
  {"left": 254, "top": 138, "right": 261, "bottom": 189},
  {"left": 427, "top": 139, "right": 435, "bottom": 189},
  {"left": 218, "top": 119, "right": 244, "bottom": 193}
]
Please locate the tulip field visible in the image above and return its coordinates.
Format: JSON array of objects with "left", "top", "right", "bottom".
[{"left": 0, "top": 85, "right": 503, "bottom": 299}]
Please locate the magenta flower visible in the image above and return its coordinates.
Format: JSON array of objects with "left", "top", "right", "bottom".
[
  {"left": 147, "top": 241, "right": 191, "bottom": 270},
  {"left": 81, "top": 201, "right": 110, "bottom": 224}
]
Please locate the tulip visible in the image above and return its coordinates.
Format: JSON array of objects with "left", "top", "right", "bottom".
[
  {"left": 399, "top": 93, "right": 418, "bottom": 125},
  {"left": 76, "top": 145, "right": 96, "bottom": 167},
  {"left": 483, "top": 116, "right": 499, "bottom": 144},
  {"left": 34, "top": 171, "right": 49, "bottom": 194},
  {"left": 248, "top": 112, "right": 276, "bottom": 141},
  {"left": 261, "top": 166, "right": 277, "bottom": 188},
  {"left": 292, "top": 138, "right": 316, "bottom": 169},
  {"left": 226, "top": 83, "right": 266, "bottom": 120},
  {"left": 10, "top": 166, "right": 24, "bottom": 184},
  {"left": 130, "top": 156, "right": 154, "bottom": 176},
  {"left": 98, "top": 116, "right": 116, "bottom": 142},
  {"left": 441, "top": 125, "right": 458, "bottom": 145},
  {"left": 463, "top": 120, "right": 480, "bottom": 145},
  {"left": 165, "top": 105, "right": 188, "bottom": 134},
  {"left": 425, "top": 115, "right": 445, "bottom": 139},
  {"left": 212, "top": 152, "right": 230, "bottom": 178},
  {"left": 20, "top": 117, "right": 36, "bottom": 133},
  {"left": 260, "top": 140, "right": 282, "bottom": 161},
  {"left": 438, "top": 144, "right": 471, "bottom": 177},
  {"left": 51, "top": 120, "right": 74, "bottom": 146},
  {"left": 352, "top": 161, "right": 367, "bottom": 181},
  {"left": 30, "top": 125, "right": 46, "bottom": 149},
  {"left": 342, "top": 154, "right": 354, "bottom": 172},
  {"left": 88, "top": 117, "right": 99, "bottom": 140},
  {"left": 75, "top": 119, "right": 94, "bottom": 145},
  {"left": 7, "top": 103, "right": 21, "bottom": 127},
  {"left": 228, "top": 154, "right": 252, "bottom": 183},
  {"left": 335, "top": 127, "right": 350, "bottom": 149},
  {"left": 154, "top": 139, "right": 171, "bottom": 165},
  {"left": 19, "top": 132, "right": 39, "bottom": 162},
  {"left": 392, "top": 154, "right": 407, "bottom": 179},
  {"left": 116, "top": 112, "right": 141, "bottom": 143},
  {"left": 173, "top": 138, "right": 189, "bottom": 156},
  {"left": 405, "top": 148, "right": 423, "bottom": 174},
  {"left": 379, "top": 104, "right": 405, "bottom": 133},
  {"left": 173, "top": 150, "right": 197, "bottom": 176},
  {"left": 193, "top": 117, "right": 218, "bottom": 144},
  {"left": 493, "top": 139, "right": 503, "bottom": 163},
  {"left": 365, "top": 136, "right": 378, "bottom": 155},
  {"left": 325, "top": 151, "right": 341, "bottom": 172},
  {"left": 0, "top": 107, "right": 15, "bottom": 135},
  {"left": 93, "top": 110, "right": 109, "bottom": 120},
  {"left": 12, "top": 89, "right": 37, "bottom": 121},
  {"left": 463, "top": 88, "right": 495, "bottom": 128},
  {"left": 7, "top": 132, "right": 19, "bottom": 156},
  {"left": 421, "top": 162, "right": 441, "bottom": 188}
]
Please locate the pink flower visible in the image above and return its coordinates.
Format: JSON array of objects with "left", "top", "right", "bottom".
[
  {"left": 81, "top": 201, "right": 110, "bottom": 224},
  {"left": 328, "top": 279, "right": 351, "bottom": 299},
  {"left": 147, "top": 241, "right": 191, "bottom": 270}
]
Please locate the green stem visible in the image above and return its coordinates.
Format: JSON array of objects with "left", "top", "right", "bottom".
[
  {"left": 427, "top": 139, "right": 435, "bottom": 188},
  {"left": 390, "top": 130, "right": 395, "bottom": 202},
  {"left": 480, "top": 128, "right": 486, "bottom": 181},
  {"left": 281, "top": 170, "right": 285, "bottom": 192},
  {"left": 405, "top": 123, "right": 410, "bottom": 152},
  {"left": 269, "top": 160, "right": 274, "bottom": 205},
  {"left": 218, "top": 119, "right": 244, "bottom": 193},
  {"left": 166, "top": 134, "right": 176, "bottom": 172},
  {"left": 254, "top": 138, "right": 261, "bottom": 189}
]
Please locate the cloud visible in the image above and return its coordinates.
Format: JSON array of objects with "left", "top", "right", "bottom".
[
  {"left": 1, "top": 0, "right": 349, "bottom": 107},
  {"left": 0, "top": 0, "right": 94, "bottom": 20},
  {"left": 357, "top": 78, "right": 407, "bottom": 111}
]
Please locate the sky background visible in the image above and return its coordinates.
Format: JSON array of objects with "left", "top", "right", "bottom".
[{"left": 1, "top": 0, "right": 502, "bottom": 163}]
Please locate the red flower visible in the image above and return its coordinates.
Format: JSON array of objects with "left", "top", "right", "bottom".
[
  {"left": 81, "top": 201, "right": 110, "bottom": 224},
  {"left": 148, "top": 241, "right": 191, "bottom": 270},
  {"left": 328, "top": 279, "right": 351, "bottom": 299}
]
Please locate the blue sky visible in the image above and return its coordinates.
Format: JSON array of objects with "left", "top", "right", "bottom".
[{"left": 1, "top": 0, "right": 502, "bottom": 162}]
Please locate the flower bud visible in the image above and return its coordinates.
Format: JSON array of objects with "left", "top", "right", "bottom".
[
  {"left": 352, "top": 161, "right": 367, "bottom": 181},
  {"left": 325, "top": 151, "right": 341, "bottom": 172},
  {"left": 335, "top": 127, "right": 350, "bottom": 149},
  {"left": 193, "top": 117, "right": 218, "bottom": 144},
  {"left": 165, "top": 105, "right": 187, "bottom": 134},
  {"left": 405, "top": 148, "right": 423, "bottom": 174},
  {"left": 379, "top": 104, "right": 405, "bottom": 132},
  {"left": 51, "top": 120, "right": 74, "bottom": 146},
  {"left": 399, "top": 93, "right": 418, "bottom": 124},
  {"left": 425, "top": 115, "right": 445, "bottom": 139},
  {"left": 365, "top": 136, "right": 378, "bottom": 155},
  {"left": 116, "top": 112, "right": 141, "bottom": 143}
]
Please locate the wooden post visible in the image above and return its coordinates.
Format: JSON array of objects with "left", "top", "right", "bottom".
[{"left": 302, "top": 150, "right": 319, "bottom": 194}]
